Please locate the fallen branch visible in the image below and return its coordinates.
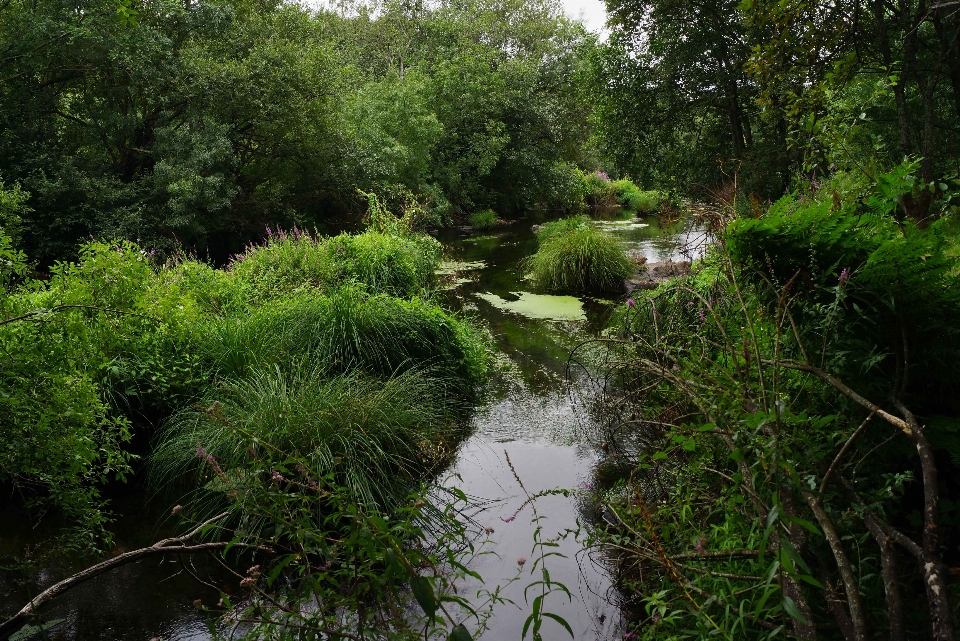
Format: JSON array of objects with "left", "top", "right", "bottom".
[{"left": 0, "top": 513, "right": 270, "bottom": 639}]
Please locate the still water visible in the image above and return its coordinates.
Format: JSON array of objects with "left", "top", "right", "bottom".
[{"left": 0, "top": 211, "right": 701, "bottom": 640}]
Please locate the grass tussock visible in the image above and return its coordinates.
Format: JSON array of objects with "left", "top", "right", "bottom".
[
  {"left": 526, "top": 216, "right": 633, "bottom": 292},
  {"left": 152, "top": 367, "right": 462, "bottom": 512},
  {"left": 228, "top": 227, "right": 442, "bottom": 301},
  {"left": 199, "top": 286, "right": 487, "bottom": 397}
]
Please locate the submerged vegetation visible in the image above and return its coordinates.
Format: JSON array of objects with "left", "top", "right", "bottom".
[{"left": 526, "top": 216, "right": 633, "bottom": 292}]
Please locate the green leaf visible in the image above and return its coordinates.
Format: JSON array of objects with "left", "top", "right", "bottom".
[
  {"left": 799, "top": 574, "right": 824, "bottom": 589},
  {"left": 782, "top": 596, "right": 810, "bottom": 624},
  {"left": 541, "top": 612, "right": 574, "bottom": 638},
  {"left": 449, "top": 624, "right": 473, "bottom": 641},
  {"left": 411, "top": 576, "right": 437, "bottom": 617}
]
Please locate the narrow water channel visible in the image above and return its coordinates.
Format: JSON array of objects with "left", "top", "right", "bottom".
[{"left": 0, "top": 211, "right": 701, "bottom": 640}]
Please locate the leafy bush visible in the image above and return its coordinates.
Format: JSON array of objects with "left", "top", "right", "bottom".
[
  {"left": 582, "top": 170, "right": 617, "bottom": 209},
  {"left": 526, "top": 216, "right": 633, "bottom": 292},
  {"left": 727, "top": 198, "right": 960, "bottom": 412},
  {"left": 0, "top": 242, "right": 162, "bottom": 549},
  {"left": 467, "top": 208, "right": 500, "bottom": 229},
  {"left": 610, "top": 179, "right": 665, "bottom": 214}
]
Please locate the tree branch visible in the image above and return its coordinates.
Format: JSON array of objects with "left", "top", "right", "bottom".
[{"left": 0, "top": 513, "right": 270, "bottom": 639}]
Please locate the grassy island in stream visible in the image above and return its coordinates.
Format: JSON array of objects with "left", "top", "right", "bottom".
[{"left": 525, "top": 216, "right": 633, "bottom": 293}]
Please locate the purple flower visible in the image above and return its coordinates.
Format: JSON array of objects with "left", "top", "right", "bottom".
[
  {"left": 626, "top": 299, "right": 635, "bottom": 307},
  {"left": 594, "top": 171, "right": 611, "bottom": 182},
  {"left": 672, "top": 365, "right": 679, "bottom": 371},
  {"left": 582, "top": 481, "right": 593, "bottom": 490},
  {"left": 271, "top": 470, "right": 284, "bottom": 483},
  {"left": 839, "top": 267, "right": 850, "bottom": 283},
  {"left": 266, "top": 226, "right": 273, "bottom": 238},
  {"left": 694, "top": 535, "right": 706, "bottom": 554},
  {"left": 652, "top": 613, "right": 661, "bottom": 623},
  {"left": 196, "top": 447, "right": 208, "bottom": 459},
  {"left": 503, "top": 514, "right": 516, "bottom": 523},
  {"left": 624, "top": 632, "right": 637, "bottom": 639},
  {"left": 517, "top": 557, "right": 527, "bottom": 566},
  {"left": 698, "top": 308, "right": 706, "bottom": 322}
]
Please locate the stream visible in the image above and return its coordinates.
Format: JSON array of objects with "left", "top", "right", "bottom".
[{"left": 0, "top": 211, "right": 703, "bottom": 640}]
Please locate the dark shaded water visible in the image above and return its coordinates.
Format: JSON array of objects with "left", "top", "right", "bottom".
[{"left": 0, "top": 211, "right": 701, "bottom": 640}]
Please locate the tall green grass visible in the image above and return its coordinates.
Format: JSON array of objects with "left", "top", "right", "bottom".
[
  {"left": 228, "top": 228, "right": 442, "bottom": 301},
  {"left": 198, "top": 286, "right": 487, "bottom": 398},
  {"left": 526, "top": 217, "right": 633, "bottom": 292},
  {"left": 151, "top": 367, "right": 462, "bottom": 513}
]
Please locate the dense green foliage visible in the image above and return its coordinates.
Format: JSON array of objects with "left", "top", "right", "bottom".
[
  {"left": 526, "top": 216, "right": 633, "bottom": 292},
  {"left": 0, "top": 219, "right": 486, "bottom": 550},
  {"left": 596, "top": 0, "right": 960, "bottom": 209},
  {"left": 586, "top": 172, "right": 960, "bottom": 638},
  {"left": 0, "top": 0, "right": 601, "bottom": 264}
]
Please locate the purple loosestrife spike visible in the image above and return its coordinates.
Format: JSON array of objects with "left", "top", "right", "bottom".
[
  {"left": 839, "top": 267, "right": 850, "bottom": 283},
  {"left": 502, "top": 514, "right": 516, "bottom": 523}
]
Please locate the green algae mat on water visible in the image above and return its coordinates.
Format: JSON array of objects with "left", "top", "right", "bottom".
[{"left": 475, "top": 291, "right": 586, "bottom": 321}]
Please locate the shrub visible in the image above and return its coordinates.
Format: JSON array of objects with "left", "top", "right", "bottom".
[
  {"left": 0, "top": 230, "right": 480, "bottom": 547},
  {"left": 583, "top": 171, "right": 617, "bottom": 209},
  {"left": 727, "top": 197, "right": 960, "bottom": 413},
  {"left": 152, "top": 367, "right": 462, "bottom": 513},
  {"left": 467, "top": 208, "right": 500, "bottom": 229},
  {"left": 584, "top": 173, "right": 960, "bottom": 638},
  {"left": 526, "top": 217, "right": 633, "bottom": 292},
  {"left": 610, "top": 179, "right": 665, "bottom": 214}
]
